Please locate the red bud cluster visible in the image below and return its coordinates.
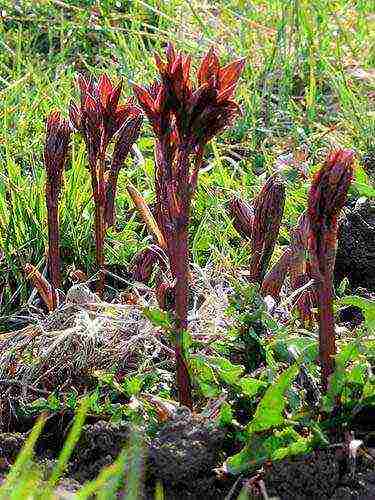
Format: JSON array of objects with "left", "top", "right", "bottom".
[
  {"left": 69, "top": 74, "right": 143, "bottom": 293},
  {"left": 44, "top": 111, "right": 72, "bottom": 299},
  {"left": 134, "top": 44, "right": 245, "bottom": 408},
  {"left": 308, "top": 148, "right": 354, "bottom": 391}
]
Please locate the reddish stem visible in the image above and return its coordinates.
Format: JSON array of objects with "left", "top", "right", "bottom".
[
  {"left": 173, "top": 224, "right": 193, "bottom": 408},
  {"left": 317, "top": 274, "right": 336, "bottom": 392},
  {"left": 90, "top": 154, "right": 106, "bottom": 295},
  {"left": 46, "top": 194, "right": 60, "bottom": 294},
  {"left": 158, "top": 144, "right": 193, "bottom": 409}
]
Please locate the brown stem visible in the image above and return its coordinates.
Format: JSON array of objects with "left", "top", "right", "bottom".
[
  {"left": 46, "top": 194, "right": 60, "bottom": 308},
  {"left": 317, "top": 276, "right": 336, "bottom": 392},
  {"left": 173, "top": 224, "right": 193, "bottom": 409},
  {"left": 158, "top": 144, "right": 193, "bottom": 409},
  {"left": 261, "top": 247, "right": 291, "bottom": 299},
  {"left": 104, "top": 165, "right": 120, "bottom": 228},
  {"left": 90, "top": 155, "right": 106, "bottom": 295}
]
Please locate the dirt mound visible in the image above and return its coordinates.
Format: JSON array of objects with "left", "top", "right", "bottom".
[
  {"left": 335, "top": 199, "right": 375, "bottom": 291},
  {"left": 146, "top": 408, "right": 227, "bottom": 499}
]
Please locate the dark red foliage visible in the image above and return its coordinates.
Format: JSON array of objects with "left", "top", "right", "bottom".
[
  {"left": 134, "top": 44, "right": 244, "bottom": 408},
  {"left": 70, "top": 74, "right": 143, "bottom": 293},
  {"left": 307, "top": 149, "right": 355, "bottom": 391},
  {"left": 44, "top": 111, "right": 71, "bottom": 201},
  {"left": 134, "top": 43, "right": 245, "bottom": 149},
  {"left": 249, "top": 175, "right": 286, "bottom": 283},
  {"left": 132, "top": 245, "right": 167, "bottom": 284},
  {"left": 229, "top": 197, "right": 253, "bottom": 240},
  {"left": 105, "top": 113, "right": 143, "bottom": 227},
  {"left": 44, "top": 111, "right": 72, "bottom": 298},
  {"left": 70, "top": 74, "right": 140, "bottom": 159}
]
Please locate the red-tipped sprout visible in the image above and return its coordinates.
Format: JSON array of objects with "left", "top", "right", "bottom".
[
  {"left": 69, "top": 74, "right": 142, "bottom": 294},
  {"left": 249, "top": 175, "right": 286, "bottom": 284},
  {"left": 307, "top": 149, "right": 355, "bottom": 391},
  {"left": 44, "top": 111, "right": 71, "bottom": 308},
  {"left": 134, "top": 44, "right": 245, "bottom": 408}
]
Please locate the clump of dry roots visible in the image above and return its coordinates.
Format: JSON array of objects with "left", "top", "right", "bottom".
[{"left": 0, "top": 265, "right": 233, "bottom": 430}]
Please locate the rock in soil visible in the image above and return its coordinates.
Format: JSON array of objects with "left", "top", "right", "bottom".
[
  {"left": 263, "top": 448, "right": 340, "bottom": 500},
  {"left": 69, "top": 420, "right": 132, "bottom": 482},
  {"left": 335, "top": 199, "right": 375, "bottom": 291},
  {"left": 0, "top": 432, "right": 26, "bottom": 466},
  {"left": 146, "top": 408, "right": 227, "bottom": 499}
]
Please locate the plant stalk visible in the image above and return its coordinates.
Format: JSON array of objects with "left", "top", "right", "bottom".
[
  {"left": 317, "top": 274, "right": 336, "bottom": 392},
  {"left": 46, "top": 194, "right": 60, "bottom": 308},
  {"left": 173, "top": 224, "right": 193, "bottom": 409},
  {"left": 90, "top": 154, "right": 106, "bottom": 295}
]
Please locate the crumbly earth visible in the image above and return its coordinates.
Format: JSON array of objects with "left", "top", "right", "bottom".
[
  {"left": 145, "top": 408, "right": 227, "bottom": 499},
  {"left": 335, "top": 199, "right": 375, "bottom": 291},
  {"left": 1, "top": 415, "right": 375, "bottom": 499},
  {"left": 69, "top": 420, "right": 132, "bottom": 482}
]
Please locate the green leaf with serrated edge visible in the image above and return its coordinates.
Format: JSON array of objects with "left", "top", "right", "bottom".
[
  {"left": 239, "top": 377, "right": 266, "bottom": 397},
  {"left": 247, "top": 364, "right": 299, "bottom": 434},
  {"left": 340, "top": 296, "right": 375, "bottom": 330}
]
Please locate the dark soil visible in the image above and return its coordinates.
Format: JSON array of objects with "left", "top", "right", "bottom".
[
  {"left": 335, "top": 199, "right": 375, "bottom": 291},
  {"left": 1, "top": 408, "right": 375, "bottom": 499}
]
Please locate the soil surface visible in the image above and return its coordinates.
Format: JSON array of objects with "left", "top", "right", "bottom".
[
  {"left": 335, "top": 199, "right": 375, "bottom": 291},
  {"left": 1, "top": 410, "right": 375, "bottom": 499}
]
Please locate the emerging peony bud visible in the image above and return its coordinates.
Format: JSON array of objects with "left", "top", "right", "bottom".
[
  {"left": 249, "top": 175, "right": 286, "bottom": 283},
  {"left": 307, "top": 148, "right": 355, "bottom": 391},
  {"left": 228, "top": 197, "right": 253, "bottom": 240},
  {"left": 44, "top": 111, "right": 71, "bottom": 200}
]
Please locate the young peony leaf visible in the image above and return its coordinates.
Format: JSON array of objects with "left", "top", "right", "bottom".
[
  {"left": 246, "top": 364, "right": 299, "bottom": 434},
  {"left": 239, "top": 377, "right": 266, "bottom": 398},
  {"left": 225, "top": 427, "right": 309, "bottom": 474},
  {"left": 219, "top": 401, "right": 233, "bottom": 427}
]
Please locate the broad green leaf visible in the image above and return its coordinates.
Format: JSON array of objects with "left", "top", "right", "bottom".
[
  {"left": 142, "top": 307, "right": 173, "bottom": 330},
  {"left": 239, "top": 377, "right": 266, "bottom": 397},
  {"left": 198, "top": 380, "right": 220, "bottom": 398},
  {"left": 225, "top": 427, "right": 310, "bottom": 474},
  {"left": 247, "top": 364, "right": 299, "bottom": 434},
  {"left": 206, "top": 356, "right": 245, "bottom": 385},
  {"left": 272, "top": 337, "right": 318, "bottom": 363},
  {"left": 323, "top": 342, "right": 362, "bottom": 411},
  {"left": 352, "top": 182, "right": 375, "bottom": 198},
  {"left": 347, "top": 362, "right": 368, "bottom": 385},
  {"left": 219, "top": 402, "right": 233, "bottom": 427}
]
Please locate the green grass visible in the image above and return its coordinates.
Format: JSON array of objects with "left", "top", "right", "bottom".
[{"left": 0, "top": 0, "right": 373, "bottom": 312}]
